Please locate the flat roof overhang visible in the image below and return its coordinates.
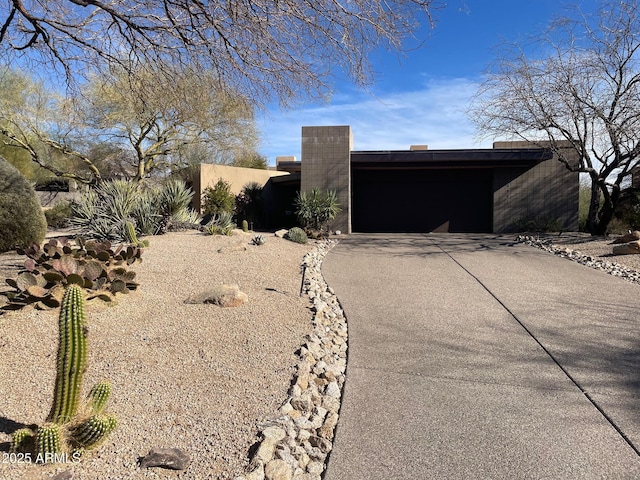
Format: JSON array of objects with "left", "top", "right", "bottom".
[
  {"left": 269, "top": 172, "right": 301, "bottom": 186},
  {"left": 350, "top": 148, "right": 553, "bottom": 169},
  {"left": 276, "top": 161, "right": 301, "bottom": 174}
]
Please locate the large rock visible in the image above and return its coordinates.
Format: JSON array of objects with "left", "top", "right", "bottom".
[
  {"left": 612, "top": 240, "right": 640, "bottom": 255},
  {"left": 185, "top": 284, "right": 248, "bottom": 307},
  {"left": 265, "top": 459, "right": 292, "bottom": 480},
  {"left": 139, "top": 447, "right": 190, "bottom": 470},
  {"left": 611, "top": 231, "right": 640, "bottom": 244}
]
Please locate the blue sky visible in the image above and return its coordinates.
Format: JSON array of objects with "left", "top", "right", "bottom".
[{"left": 257, "top": 0, "right": 598, "bottom": 165}]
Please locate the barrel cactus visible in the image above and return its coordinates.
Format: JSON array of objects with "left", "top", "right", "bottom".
[
  {"left": 0, "top": 156, "right": 47, "bottom": 253},
  {"left": 10, "top": 285, "right": 117, "bottom": 462}
]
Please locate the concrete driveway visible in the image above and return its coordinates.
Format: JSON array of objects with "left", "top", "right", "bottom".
[{"left": 321, "top": 234, "right": 640, "bottom": 479}]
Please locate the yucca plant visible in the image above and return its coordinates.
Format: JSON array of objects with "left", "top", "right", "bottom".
[
  {"left": 70, "top": 181, "right": 139, "bottom": 242},
  {"left": 161, "top": 178, "right": 194, "bottom": 215},
  {"left": 130, "top": 187, "right": 163, "bottom": 236},
  {"left": 294, "top": 189, "right": 341, "bottom": 232}
]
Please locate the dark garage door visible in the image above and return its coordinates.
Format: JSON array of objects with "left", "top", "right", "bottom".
[{"left": 352, "top": 168, "right": 493, "bottom": 233}]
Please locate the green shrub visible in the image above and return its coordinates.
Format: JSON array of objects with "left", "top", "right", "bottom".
[
  {"left": 609, "top": 188, "right": 640, "bottom": 233},
  {"left": 294, "top": 189, "right": 341, "bottom": 232},
  {"left": 44, "top": 201, "right": 73, "bottom": 229},
  {"left": 235, "top": 182, "right": 264, "bottom": 226},
  {"left": 202, "top": 178, "right": 235, "bottom": 216},
  {"left": 0, "top": 156, "right": 47, "bottom": 252},
  {"left": 284, "top": 227, "right": 308, "bottom": 244}
]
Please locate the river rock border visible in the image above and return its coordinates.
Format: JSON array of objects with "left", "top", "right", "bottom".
[
  {"left": 236, "top": 239, "right": 347, "bottom": 480},
  {"left": 516, "top": 234, "right": 640, "bottom": 285}
]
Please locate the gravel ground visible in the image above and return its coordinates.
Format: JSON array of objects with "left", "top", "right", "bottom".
[
  {"left": 0, "top": 230, "right": 314, "bottom": 480},
  {"left": 519, "top": 232, "right": 640, "bottom": 276},
  {"left": 2, "top": 230, "right": 639, "bottom": 479}
]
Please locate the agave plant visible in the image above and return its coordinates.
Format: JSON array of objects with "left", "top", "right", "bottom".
[
  {"left": 204, "top": 211, "right": 235, "bottom": 236},
  {"left": 71, "top": 178, "right": 200, "bottom": 241},
  {"left": 251, "top": 234, "right": 265, "bottom": 246}
]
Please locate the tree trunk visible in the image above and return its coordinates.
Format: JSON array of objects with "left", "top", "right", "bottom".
[
  {"left": 586, "top": 177, "right": 602, "bottom": 234},
  {"left": 587, "top": 179, "right": 620, "bottom": 236}
]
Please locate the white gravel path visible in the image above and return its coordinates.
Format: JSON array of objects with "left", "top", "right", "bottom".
[{"left": 0, "top": 230, "right": 314, "bottom": 479}]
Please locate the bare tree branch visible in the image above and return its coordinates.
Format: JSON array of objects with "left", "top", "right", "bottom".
[
  {"left": 471, "top": 0, "right": 640, "bottom": 234},
  {"left": 0, "top": 0, "right": 440, "bottom": 104}
]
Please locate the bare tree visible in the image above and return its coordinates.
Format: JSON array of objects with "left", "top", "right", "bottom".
[
  {"left": 84, "top": 64, "right": 258, "bottom": 180},
  {"left": 0, "top": 66, "right": 260, "bottom": 182},
  {"left": 471, "top": 0, "right": 640, "bottom": 235},
  {"left": 0, "top": 0, "right": 437, "bottom": 103}
]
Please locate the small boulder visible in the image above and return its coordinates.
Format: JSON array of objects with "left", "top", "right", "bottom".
[
  {"left": 217, "top": 244, "right": 247, "bottom": 253},
  {"left": 318, "top": 411, "right": 339, "bottom": 440},
  {"left": 265, "top": 459, "right": 292, "bottom": 480},
  {"left": 185, "top": 284, "right": 248, "bottom": 307},
  {"left": 612, "top": 240, "right": 640, "bottom": 255},
  {"left": 274, "top": 229, "right": 288, "bottom": 238},
  {"left": 51, "top": 470, "right": 74, "bottom": 480},
  {"left": 611, "top": 230, "right": 640, "bottom": 244},
  {"left": 139, "top": 447, "right": 190, "bottom": 470}
]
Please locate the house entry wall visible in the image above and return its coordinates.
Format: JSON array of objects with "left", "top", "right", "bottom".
[{"left": 301, "top": 126, "right": 352, "bottom": 233}]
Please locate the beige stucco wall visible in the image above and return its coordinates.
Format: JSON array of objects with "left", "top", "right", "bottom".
[{"left": 192, "top": 164, "right": 289, "bottom": 212}]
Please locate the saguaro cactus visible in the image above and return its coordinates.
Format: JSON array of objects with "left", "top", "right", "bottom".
[{"left": 47, "top": 284, "right": 88, "bottom": 424}]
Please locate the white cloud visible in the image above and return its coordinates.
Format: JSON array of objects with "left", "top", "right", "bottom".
[{"left": 257, "top": 77, "right": 493, "bottom": 165}]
